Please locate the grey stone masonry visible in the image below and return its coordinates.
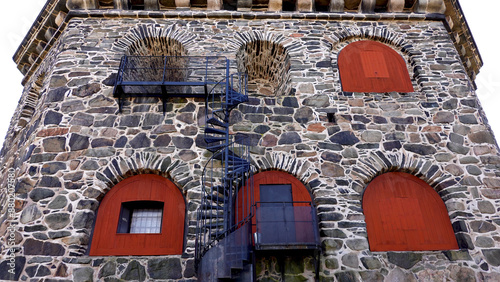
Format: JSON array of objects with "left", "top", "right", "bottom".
[{"left": 0, "top": 7, "right": 498, "bottom": 282}]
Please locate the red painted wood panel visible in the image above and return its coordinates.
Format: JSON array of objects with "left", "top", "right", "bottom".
[
  {"left": 363, "top": 172, "right": 458, "bottom": 251},
  {"left": 338, "top": 40, "right": 414, "bottom": 93},
  {"left": 89, "top": 174, "right": 185, "bottom": 256}
]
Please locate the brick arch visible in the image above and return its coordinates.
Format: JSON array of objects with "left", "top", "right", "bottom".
[
  {"left": 112, "top": 24, "right": 196, "bottom": 56},
  {"left": 230, "top": 31, "right": 300, "bottom": 96}
]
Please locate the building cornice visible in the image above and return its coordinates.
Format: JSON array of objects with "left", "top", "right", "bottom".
[{"left": 14, "top": 0, "right": 482, "bottom": 87}]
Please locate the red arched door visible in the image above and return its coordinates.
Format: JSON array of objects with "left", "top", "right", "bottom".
[
  {"left": 363, "top": 172, "right": 458, "bottom": 251},
  {"left": 237, "top": 171, "right": 316, "bottom": 247},
  {"left": 338, "top": 40, "right": 414, "bottom": 93},
  {"left": 90, "top": 174, "right": 185, "bottom": 256}
]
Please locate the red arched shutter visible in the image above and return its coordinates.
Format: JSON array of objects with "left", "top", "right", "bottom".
[
  {"left": 90, "top": 174, "right": 185, "bottom": 256},
  {"left": 363, "top": 172, "right": 458, "bottom": 251},
  {"left": 338, "top": 40, "right": 414, "bottom": 93}
]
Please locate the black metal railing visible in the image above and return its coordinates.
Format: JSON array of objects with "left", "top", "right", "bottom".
[
  {"left": 254, "top": 201, "right": 320, "bottom": 250},
  {"left": 113, "top": 55, "right": 231, "bottom": 112}
]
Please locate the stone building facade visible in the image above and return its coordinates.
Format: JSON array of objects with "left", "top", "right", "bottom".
[{"left": 1, "top": 0, "right": 499, "bottom": 281}]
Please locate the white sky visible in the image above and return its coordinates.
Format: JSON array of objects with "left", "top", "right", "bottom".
[{"left": 0, "top": 1, "right": 498, "bottom": 147}]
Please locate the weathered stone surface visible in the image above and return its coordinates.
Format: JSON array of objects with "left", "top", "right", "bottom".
[
  {"left": 23, "top": 238, "right": 65, "bottom": 256},
  {"left": 329, "top": 131, "right": 359, "bottom": 145},
  {"left": 99, "top": 261, "right": 116, "bottom": 278},
  {"left": 341, "top": 253, "right": 358, "bottom": 268},
  {"left": 0, "top": 256, "right": 26, "bottom": 281},
  {"left": 387, "top": 252, "right": 422, "bottom": 269},
  {"left": 40, "top": 175, "right": 62, "bottom": 188},
  {"left": 172, "top": 136, "right": 193, "bottom": 149},
  {"left": 403, "top": 144, "right": 436, "bottom": 155},
  {"left": 70, "top": 112, "right": 94, "bottom": 126},
  {"left": 446, "top": 142, "right": 469, "bottom": 154},
  {"left": 385, "top": 268, "right": 416, "bottom": 282},
  {"left": 130, "top": 133, "right": 151, "bottom": 148},
  {"left": 481, "top": 249, "right": 500, "bottom": 266},
  {"left": 29, "top": 188, "right": 55, "bottom": 201},
  {"left": 321, "top": 162, "right": 344, "bottom": 177},
  {"left": 360, "top": 257, "right": 382, "bottom": 269},
  {"left": 361, "top": 131, "right": 382, "bottom": 142},
  {"left": 478, "top": 201, "right": 495, "bottom": 214},
  {"left": 346, "top": 239, "right": 368, "bottom": 251},
  {"left": 278, "top": 132, "right": 301, "bottom": 145},
  {"left": 73, "top": 267, "right": 94, "bottom": 282},
  {"left": 294, "top": 107, "right": 314, "bottom": 123},
  {"left": 20, "top": 204, "right": 42, "bottom": 224},
  {"left": 433, "top": 111, "right": 454, "bottom": 123},
  {"left": 69, "top": 134, "right": 90, "bottom": 151},
  {"left": 47, "top": 87, "right": 68, "bottom": 102},
  {"left": 282, "top": 97, "right": 299, "bottom": 108},
  {"left": 45, "top": 213, "right": 70, "bottom": 230},
  {"left": 303, "top": 94, "right": 329, "bottom": 107},
  {"left": 121, "top": 260, "right": 146, "bottom": 281},
  {"left": 321, "top": 151, "right": 342, "bottom": 163},
  {"left": 147, "top": 258, "right": 182, "bottom": 279},
  {"left": 73, "top": 211, "right": 94, "bottom": 229},
  {"left": 45, "top": 111, "right": 63, "bottom": 125},
  {"left": 41, "top": 162, "right": 66, "bottom": 175},
  {"left": 470, "top": 221, "right": 496, "bottom": 233},
  {"left": 459, "top": 114, "right": 477, "bottom": 124},
  {"left": 73, "top": 83, "right": 100, "bottom": 97},
  {"left": 43, "top": 137, "right": 66, "bottom": 152},
  {"left": 469, "top": 131, "right": 496, "bottom": 144}
]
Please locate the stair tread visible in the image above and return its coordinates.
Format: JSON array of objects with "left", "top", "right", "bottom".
[
  {"left": 205, "top": 127, "right": 227, "bottom": 135},
  {"left": 206, "top": 117, "right": 228, "bottom": 127}
]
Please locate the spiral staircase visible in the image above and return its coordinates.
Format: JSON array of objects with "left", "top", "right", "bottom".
[{"left": 195, "top": 69, "right": 256, "bottom": 281}]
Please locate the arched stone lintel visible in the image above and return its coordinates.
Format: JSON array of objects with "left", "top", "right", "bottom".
[
  {"left": 93, "top": 153, "right": 198, "bottom": 199},
  {"left": 228, "top": 30, "right": 304, "bottom": 54},
  {"left": 352, "top": 151, "right": 458, "bottom": 196},
  {"left": 251, "top": 152, "right": 314, "bottom": 185},
  {"left": 328, "top": 26, "right": 412, "bottom": 55},
  {"left": 112, "top": 24, "right": 196, "bottom": 55}
]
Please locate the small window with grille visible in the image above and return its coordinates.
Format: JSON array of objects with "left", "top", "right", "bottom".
[{"left": 117, "top": 201, "right": 164, "bottom": 234}]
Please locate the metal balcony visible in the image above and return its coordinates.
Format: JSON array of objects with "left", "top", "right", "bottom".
[
  {"left": 254, "top": 201, "right": 320, "bottom": 251},
  {"left": 113, "top": 55, "right": 231, "bottom": 112}
]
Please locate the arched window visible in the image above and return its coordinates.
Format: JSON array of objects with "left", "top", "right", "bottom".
[
  {"left": 338, "top": 40, "right": 414, "bottom": 93},
  {"left": 237, "top": 171, "right": 318, "bottom": 248},
  {"left": 90, "top": 174, "right": 185, "bottom": 256},
  {"left": 363, "top": 172, "right": 458, "bottom": 251}
]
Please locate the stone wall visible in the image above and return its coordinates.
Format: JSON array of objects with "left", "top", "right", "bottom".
[{"left": 1, "top": 12, "right": 500, "bottom": 281}]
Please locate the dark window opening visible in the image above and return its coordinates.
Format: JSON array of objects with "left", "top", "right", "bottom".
[
  {"left": 118, "top": 201, "right": 164, "bottom": 234},
  {"left": 327, "top": 113, "right": 336, "bottom": 123},
  {"left": 129, "top": 0, "right": 145, "bottom": 10},
  {"left": 282, "top": 0, "right": 297, "bottom": 11}
]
